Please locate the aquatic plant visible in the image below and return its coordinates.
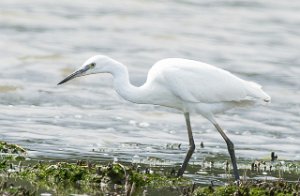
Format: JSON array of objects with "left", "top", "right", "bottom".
[
  {"left": 193, "top": 180, "right": 300, "bottom": 196},
  {"left": 0, "top": 141, "right": 26, "bottom": 154},
  {"left": 1, "top": 141, "right": 300, "bottom": 195}
]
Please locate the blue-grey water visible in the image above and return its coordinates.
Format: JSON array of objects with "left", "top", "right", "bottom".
[{"left": 0, "top": 0, "right": 299, "bottom": 172}]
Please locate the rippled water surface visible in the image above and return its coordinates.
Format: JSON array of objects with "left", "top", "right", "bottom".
[{"left": 0, "top": 0, "right": 299, "bottom": 173}]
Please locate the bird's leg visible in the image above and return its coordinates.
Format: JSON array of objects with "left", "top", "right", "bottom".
[
  {"left": 213, "top": 123, "right": 240, "bottom": 181},
  {"left": 177, "top": 112, "right": 195, "bottom": 177}
]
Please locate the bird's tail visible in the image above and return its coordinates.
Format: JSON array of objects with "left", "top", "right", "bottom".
[{"left": 244, "top": 81, "right": 271, "bottom": 103}]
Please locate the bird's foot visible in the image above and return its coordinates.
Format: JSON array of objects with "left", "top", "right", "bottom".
[{"left": 234, "top": 179, "right": 241, "bottom": 186}]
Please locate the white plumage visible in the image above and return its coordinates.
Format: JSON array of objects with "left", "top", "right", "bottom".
[
  {"left": 58, "top": 55, "right": 271, "bottom": 180},
  {"left": 129, "top": 58, "right": 270, "bottom": 123},
  {"left": 150, "top": 58, "right": 269, "bottom": 101}
]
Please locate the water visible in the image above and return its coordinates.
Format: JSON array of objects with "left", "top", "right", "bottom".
[{"left": 0, "top": 0, "right": 299, "bottom": 171}]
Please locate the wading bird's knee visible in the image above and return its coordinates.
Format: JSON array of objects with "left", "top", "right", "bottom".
[{"left": 226, "top": 140, "right": 234, "bottom": 151}]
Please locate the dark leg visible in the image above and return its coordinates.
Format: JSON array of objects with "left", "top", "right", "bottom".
[
  {"left": 177, "top": 112, "right": 195, "bottom": 177},
  {"left": 213, "top": 123, "right": 240, "bottom": 181}
]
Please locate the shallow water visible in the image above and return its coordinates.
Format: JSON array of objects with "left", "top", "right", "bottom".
[{"left": 0, "top": 0, "right": 299, "bottom": 178}]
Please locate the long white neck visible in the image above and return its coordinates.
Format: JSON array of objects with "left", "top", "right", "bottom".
[{"left": 110, "top": 62, "right": 150, "bottom": 104}]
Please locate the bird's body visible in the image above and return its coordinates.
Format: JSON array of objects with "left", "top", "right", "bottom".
[
  {"left": 58, "top": 55, "right": 270, "bottom": 180},
  {"left": 112, "top": 57, "right": 270, "bottom": 123}
]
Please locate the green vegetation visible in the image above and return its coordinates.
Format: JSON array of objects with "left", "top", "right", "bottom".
[
  {"left": 0, "top": 141, "right": 299, "bottom": 195},
  {"left": 0, "top": 141, "right": 26, "bottom": 154},
  {"left": 0, "top": 141, "right": 188, "bottom": 195},
  {"left": 194, "top": 181, "right": 300, "bottom": 196}
]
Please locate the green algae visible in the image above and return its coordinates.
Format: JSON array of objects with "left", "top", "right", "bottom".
[
  {"left": 17, "top": 161, "right": 186, "bottom": 188},
  {"left": 1, "top": 141, "right": 300, "bottom": 195},
  {"left": 0, "top": 141, "right": 26, "bottom": 154},
  {"left": 0, "top": 141, "right": 189, "bottom": 195},
  {"left": 0, "top": 161, "right": 189, "bottom": 195},
  {"left": 193, "top": 180, "right": 300, "bottom": 196}
]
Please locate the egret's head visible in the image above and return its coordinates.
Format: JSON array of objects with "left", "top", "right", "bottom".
[{"left": 58, "top": 55, "right": 118, "bottom": 85}]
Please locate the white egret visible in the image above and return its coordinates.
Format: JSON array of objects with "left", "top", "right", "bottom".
[{"left": 58, "top": 55, "right": 270, "bottom": 180}]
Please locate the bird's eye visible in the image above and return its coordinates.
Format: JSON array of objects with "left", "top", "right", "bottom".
[{"left": 90, "top": 63, "right": 96, "bottom": 68}]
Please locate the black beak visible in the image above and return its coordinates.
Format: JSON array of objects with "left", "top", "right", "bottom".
[{"left": 57, "top": 66, "right": 89, "bottom": 85}]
